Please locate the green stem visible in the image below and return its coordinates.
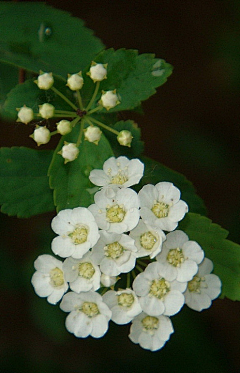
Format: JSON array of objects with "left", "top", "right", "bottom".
[
  {"left": 126, "top": 273, "right": 131, "bottom": 288},
  {"left": 90, "top": 117, "right": 120, "bottom": 135},
  {"left": 136, "top": 264, "right": 143, "bottom": 273},
  {"left": 54, "top": 110, "right": 77, "bottom": 115},
  {"left": 51, "top": 86, "right": 78, "bottom": 110},
  {"left": 131, "top": 270, "right": 137, "bottom": 279},
  {"left": 76, "top": 90, "right": 84, "bottom": 110},
  {"left": 76, "top": 120, "right": 85, "bottom": 146},
  {"left": 137, "top": 259, "right": 149, "bottom": 268},
  {"left": 50, "top": 130, "right": 58, "bottom": 137},
  {"left": 87, "top": 105, "right": 102, "bottom": 115},
  {"left": 71, "top": 116, "right": 81, "bottom": 128},
  {"left": 86, "top": 81, "right": 100, "bottom": 111}
]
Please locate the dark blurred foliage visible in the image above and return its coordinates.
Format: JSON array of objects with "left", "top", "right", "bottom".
[{"left": 0, "top": 1, "right": 240, "bottom": 372}]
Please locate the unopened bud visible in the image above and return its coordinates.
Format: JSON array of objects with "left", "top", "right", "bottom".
[
  {"left": 67, "top": 72, "right": 84, "bottom": 90},
  {"left": 17, "top": 106, "right": 34, "bottom": 124},
  {"left": 88, "top": 62, "right": 107, "bottom": 82},
  {"left": 117, "top": 130, "right": 133, "bottom": 147},
  {"left": 59, "top": 142, "right": 79, "bottom": 163},
  {"left": 84, "top": 125, "right": 102, "bottom": 144},
  {"left": 100, "top": 274, "right": 117, "bottom": 287},
  {"left": 100, "top": 90, "right": 120, "bottom": 110},
  {"left": 39, "top": 103, "right": 55, "bottom": 119},
  {"left": 30, "top": 126, "right": 51, "bottom": 146},
  {"left": 57, "top": 120, "right": 72, "bottom": 135},
  {"left": 35, "top": 72, "right": 54, "bottom": 90}
]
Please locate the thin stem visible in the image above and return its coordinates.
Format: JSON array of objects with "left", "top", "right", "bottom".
[
  {"left": 136, "top": 264, "right": 143, "bottom": 273},
  {"left": 87, "top": 105, "right": 102, "bottom": 115},
  {"left": 137, "top": 259, "right": 149, "bottom": 268},
  {"left": 50, "top": 130, "right": 58, "bottom": 137},
  {"left": 90, "top": 117, "right": 119, "bottom": 135},
  {"left": 76, "top": 120, "right": 85, "bottom": 146},
  {"left": 54, "top": 110, "right": 77, "bottom": 115},
  {"left": 86, "top": 81, "right": 100, "bottom": 111},
  {"left": 76, "top": 90, "right": 84, "bottom": 110},
  {"left": 71, "top": 116, "right": 81, "bottom": 128},
  {"left": 131, "top": 270, "right": 137, "bottom": 279},
  {"left": 51, "top": 86, "right": 78, "bottom": 110},
  {"left": 126, "top": 272, "right": 131, "bottom": 288}
]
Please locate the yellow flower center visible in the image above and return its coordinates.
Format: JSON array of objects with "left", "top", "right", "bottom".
[
  {"left": 81, "top": 302, "right": 99, "bottom": 317},
  {"left": 104, "top": 242, "right": 124, "bottom": 259},
  {"left": 167, "top": 248, "right": 185, "bottom": 267},
  {"left": 187, "top": 276, "right": 202, "bottom": 293},
  {"left": 111, "top": 171, "right": 128, "bottom": 185},
  {"left": 118, "top": 292, "right": 134, "bottom": 308},
  {"left": 142, "top": 316, "right": 159, "bottom": 331},
  {"left": 140, "top": 231, "right": 157, "bottom": 250},
  {"left": 49, "top": 267, "right": 64, "bottom": 287},
  {"left": 68, "top": 226, "right": 88, "bottom": 245},
  {"left": 106, "top": 204, "right": 125, "bottom": 223},
  {"left": 149, "top": 278, "right": 170, "bottom": 299},
  {"left": 151, "top": 201, "right": 169, "bottom": 218},
  {"left": 78, "top": 262, "right": 95, "bottom": 279}
]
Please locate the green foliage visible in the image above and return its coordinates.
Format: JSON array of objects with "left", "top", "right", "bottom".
[
  {"left": 0, "top": 147, "right": 54, "bottom": 217},
  {"left": 139, "top": 156, "right": 207, "bottom": 215},
  {"left": 179, "top": 213, "right": 240, "bottom": 301},
  {"left": 48, "top": 125, "right": 113, "bottom": 212},
  {"left": 0, "top": 62, "right": 19, "bottom": 119},
  {"left": 82, "top": 48, "right": 172, "bottom": 111},
  {"left": 0, "top": 2, "right": 104, "bottom": 77}
]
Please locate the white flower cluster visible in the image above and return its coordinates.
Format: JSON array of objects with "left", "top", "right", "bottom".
[{"left": 31, "top": 156, "right": 221, "bottom": 351}]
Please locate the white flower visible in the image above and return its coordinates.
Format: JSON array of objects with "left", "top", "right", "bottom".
[
  {"left": 117, "top": 130, "right": 133, "bottom": 147},
  {"left": 39, "top": 103, "right": 55, "bottom": 119},
  {"left": 103, "top": 289, "right": 142, "bottom": 325},
  {"left": 57, "top": 120, "right": 72, "bottom": 135},
  {"left": 84, "top": 125, "right": 102, "bottom": 144},
  {"left": 88, "top": 187, "right": 140, "bottom": 233},
  {"left": 60, "top": 142, "right": 79, "bottom": 163},
  {"left": 51, "top": 207, "right": 100, "bottom": 259},
  {"left": 35, "top": 72, "right": 54, "bottom": 90},
  {"left": 156, "top": 230, "right": 204, "bottom": 282},
  {"left": 139, "top": 182, "right": 188, "bottom": 231},
  {"left": 129, "top": 219, "right": 166, "bottom": 259},
  {"left": 88, "top": 62, "right": 107, "bottom": 82},
  {"left": 100, "top": 274, "right": 118, "bottom": 287},
  {"left": 60, "top": 291, "right": 112, "bottom": 338},
  {"left": 67, "top": 72, "right": 84, "bottom": 90},
  {"left": 89, "top": 156, "right": 144, "bottom": 189},
  {"left": 100, "top": 90, "right": 120, "bottom": 110},
  {"left": 91, "top": 230, "right": 137, "bottom": 276},
  {"left": 133, "top": 262, "right": 186, "bottom": 316},
  {"left": 63, "top": 252, "right": 101, "bottom": 293},
  {"left": 31, "top": 126, "right": 51, "bottom": 146},
  {"left": 184, "top": 258, "right": 221, "bottom": 311},
  {"left": 17, "top": 106, "right": 34, "bottom": 124},
  {"left": 31, "top": 254, "right": 68, "bottom": 305},
  {"left": 129, "top": 312, "right": 174, "bottom": 351}
]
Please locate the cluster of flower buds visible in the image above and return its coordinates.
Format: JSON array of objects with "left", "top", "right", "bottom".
[
  {"left": 16, "top": 66, "right": 133, "bottom": 157},
  {"left": 31, "top": 156, "right": 221, "bottom": 351}
]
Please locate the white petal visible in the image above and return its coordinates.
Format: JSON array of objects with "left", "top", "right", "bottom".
[
  {"left": 91, "top": 315, "right": 109, "bottom": 338},
  {"left": 163, "top": 291, "right": 185, "bottom": 316}
]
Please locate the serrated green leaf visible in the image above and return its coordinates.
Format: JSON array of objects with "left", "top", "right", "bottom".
[
  {"left": 0, "top": 147, "right": 54, "bottom": 217},
  {"left": 0, "top": 2, "right": 104, "bottom": 77},
  {"left": 81, "top": 48, "right": 172, "bottom": 111},
  {"left": 48, "top": 125, "right": 114, "bottom": 211},
  {"left": 138, "top": 156, "right": 207, "bottom": 215},
  {"left": 179, "top": 213, "right": 240, "bottom": 301}
]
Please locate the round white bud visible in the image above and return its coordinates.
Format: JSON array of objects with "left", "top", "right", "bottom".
[
  {"left": 88, "top": 63, "right": 107, "bottom": 82},
  {"left": 117, "top": 130, "right": 133, "bottom": 147},
  {"left": 57, "top": 120, "right": 72, "bottom": 135},
  {"left": 67, "top": 72, "right": 84, "bottom": 90},
  {"left": 31, "top": 126, "right": 51, "bottom": 146},
  {"left": 84, "top": 125, "right": 102, "bottom": 144},
  {"left": 39, "top": 103, "right": 55, "bottom": 119},
  {"left": 60, "top": 143, "right": 79, "bottom": 163},
  {"left": 35, "top": 72, "right": 54, "bottom": 90},
  {"left": 100, "top": 274, "right": 117, "bottom": 287},
  {"left": 100, "top": 90, "right": 120, "bottom": 110},
  {"left": 17, "top": 106, "right": 34, "bottom": 124}
]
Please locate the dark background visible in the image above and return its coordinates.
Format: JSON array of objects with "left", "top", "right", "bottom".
[{"left": 0, "top": 1, "right": 240, "bottom": 372}]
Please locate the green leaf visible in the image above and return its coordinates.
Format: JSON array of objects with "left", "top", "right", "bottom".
[
  {"left": 0, "top": 62, "right": 19, "bottom": 119},
  {"left": 0, "top": 2, "right": 104, "bottom": 77},
  {"left": 179, "top": 213, "right": 240, "bottom": 301},
  {"left": 139, "top": 156, "right": 207, "bottom": 215},
  {"left": 48, "top": 125, "right": 114, "bottom": 211},
  {"left": 81, "top": 48, "right": 172, "bottom": 111},
  {"left": 0, "top": 147, "right": 54, "bottom": 217}
]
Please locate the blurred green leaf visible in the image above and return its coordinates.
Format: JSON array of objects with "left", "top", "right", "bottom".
[
  {"left": 139, "top": 156, "right": 207, "bottom": 215},
  {"left": 0, "top": 62, "right": 19, "bottom": 119},
  {"left": 48, "top": 125, "right": 113, "bottom": 212},
  {"left": 81, "top": 48, "right": 172, "bottom": 111},
  {"left": 0, "top": 2, "right": 104, "bottom": 77},
  {"left": 179, "top": 213, "right": 240, "bottom": 301},
  {"left": 0, "top": 147, "right": 54, "bottom": 217}
]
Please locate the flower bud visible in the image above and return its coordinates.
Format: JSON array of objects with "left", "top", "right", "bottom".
[
  {"left": 60, "top": 143, "right": 79, "bottom": 163},
  {"left": 84, "top": 125, "right": 102, "bottom": 144},
  {"left": 88, "top": 62, "right": 107, "bottom": 82},
  {"left": 100, "top": 274, "right": 118, "bottom": 287},
  {"left": 17, "top": 106, "right": 34, "bottom": 124},
  {"left": 31, "top": 126, "right": 51, "bottom": 146},
  {"left": 117, "top": 130, "right": 133, "bottom": 147},
  {"left": 39, "top": 103, "right": 55, "bottom": 119},
  {"left": 35, "top": 72, "right": 54, "bottom": 90},
  {"left": 99, "top": 90, "right": 120, "bottom": 110},
  {"left": 56, "top": 120, "right": 72, "bottom": 135},
  {"left": 67, "top": 72, "right": 84, "bottom": 90}
]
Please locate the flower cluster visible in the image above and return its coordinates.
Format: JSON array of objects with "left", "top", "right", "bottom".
[
  {"left": 31, "top": 156, "right": 221, "bottom": 351},
  {"left": 16, "top": 66, "right": 132, "bottom": 161}
]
